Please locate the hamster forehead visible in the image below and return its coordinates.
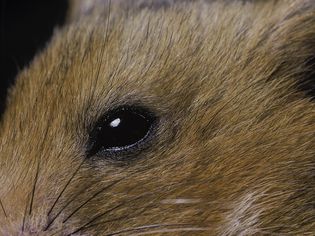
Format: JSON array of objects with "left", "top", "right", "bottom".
[{"left": 0, "top": 1, "right": 315, "bottom": 235}]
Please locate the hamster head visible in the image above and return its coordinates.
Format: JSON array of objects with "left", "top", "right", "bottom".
[{"left": 0, "top": 0, "right": 314, "bottom": 235}]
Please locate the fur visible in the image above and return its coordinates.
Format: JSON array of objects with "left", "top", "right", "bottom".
[{"left": 0, "top": 0, "right": 314, "bottom": 235}]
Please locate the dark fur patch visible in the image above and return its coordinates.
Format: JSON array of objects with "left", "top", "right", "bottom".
[{"left": 300, "top": 57, "right": 315, "bottom": 100}]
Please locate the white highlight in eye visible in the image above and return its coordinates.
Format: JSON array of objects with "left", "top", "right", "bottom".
[
  {"left": 161, "top": 199, "right": 202, "bottom": 204},
  {"left": 110, "top": 118, "right": 121, "bottom": 128}
]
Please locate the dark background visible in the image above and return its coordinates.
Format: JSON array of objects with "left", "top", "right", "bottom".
[{"left": 1, "top": 0, "right": 68, "bottom": 117}]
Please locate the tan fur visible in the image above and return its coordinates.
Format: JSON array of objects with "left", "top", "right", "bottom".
[{"left": 0, "top": 0, "right": 314, "bottom": 235}]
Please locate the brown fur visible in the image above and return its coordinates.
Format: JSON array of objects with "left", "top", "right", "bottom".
[{"left": 0, "top": 0, "right": 314, "bottom": 235}]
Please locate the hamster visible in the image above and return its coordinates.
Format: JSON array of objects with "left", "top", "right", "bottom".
[{"left": 0, "top": 0, "right": 314, "bottom": 235}]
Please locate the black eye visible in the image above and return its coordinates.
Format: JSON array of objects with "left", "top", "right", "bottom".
[{"left": 87, "top": 106, "right": 157, "bottom": 157}]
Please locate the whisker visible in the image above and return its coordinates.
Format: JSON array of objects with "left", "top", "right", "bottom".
[
  {"left": 44, "top": 159, "right": 86, "bottom": 231},
  {"left": 19, "top": 166, "right": 41, "bottom": 233},
  {"left": 21, "top": 194, "right": 31, "bottom": 232},
  {"left": 66, "top": 202, "right": 124, "bottom": 236},
  {"left": 81, "top": 216, "right": 128, "bottom": 233},
  {"left": 130, "top": 227, "right": 211, "bottom": 235},
  {"left": 86, "top": 203, "right": 154, "bottom": 231},
  {"left": 29, "top": 158, "right": 40, "bottom": 215},
  {"left": 105, "top": 224, "right": 200, "bottom": 236},
  {"left": 46, "top": 159, "right": 85, "bottom": 217},
  {"left": 49, "top": 229, "right": 63, "bottom": 236},
  {"left": 68, "top": 193, "right": 152, "bottom": 235},
  {"left": 44, "top": 181, "right": 98, "bottom": 231},
  {"left": 62, "top": 178, "right": 123, "bottom": 224},
  {"left": 0, "top": 197, "right": 7, "bottom": 217},
  {"left": 27, "top": 116, "right": 50, "bottom": 219}
]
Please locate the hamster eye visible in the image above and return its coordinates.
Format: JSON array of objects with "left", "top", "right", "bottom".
[{"left": 87, "top": 106, "right": 156, "bottom": 158}]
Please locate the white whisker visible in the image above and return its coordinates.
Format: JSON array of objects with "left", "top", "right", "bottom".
[{"left": 161, "top": 198, "right": 202, "bottom": 204}]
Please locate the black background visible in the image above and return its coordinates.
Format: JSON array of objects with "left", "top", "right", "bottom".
[{"left": 1, "top": 0, "right": 68, "bottom": 117}]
